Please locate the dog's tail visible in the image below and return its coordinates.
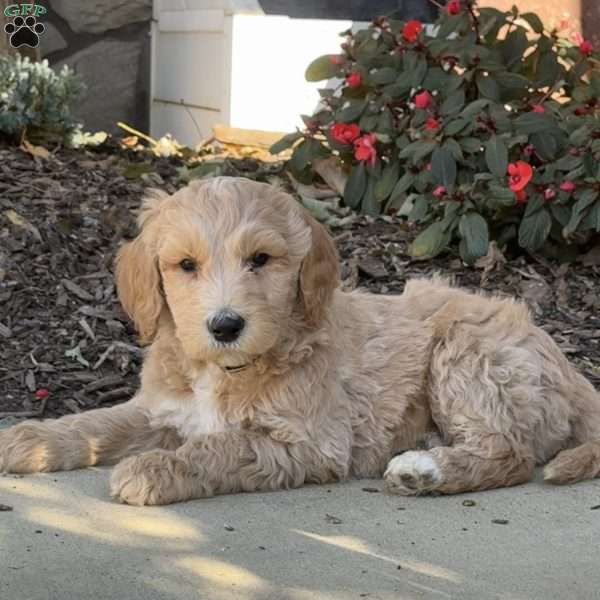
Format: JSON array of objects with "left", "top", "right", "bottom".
[
  {"left": 544, "top": 441, "right": 600, "bottom": 485},
  {"left": 544, "top": 378, "right": 600, "bottom": 485}
]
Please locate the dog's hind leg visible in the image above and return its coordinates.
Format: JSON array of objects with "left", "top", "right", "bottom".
[
  {"left": 0, "top": 400, "right": 180, "bottom": 474},
  {"left": 384, "top": 308, "right": 543, "bottom": 495},
  {"left": 384, "top": 439, "right": 534, "bottom": 495},
  {"left": 544, "top": 376, "right": 600, "bottom": 485}
]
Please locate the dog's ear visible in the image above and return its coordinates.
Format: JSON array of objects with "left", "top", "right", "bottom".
[
  {"left": 115, "top": 191, "right": 166, "bottom": 344},
  {"left": 298, "top": 213, "right": 340, "bottom": 327}
]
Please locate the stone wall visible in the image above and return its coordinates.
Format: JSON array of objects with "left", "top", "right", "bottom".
[{"left": 41, "top": 0, "right": 152, "bottom": 134}]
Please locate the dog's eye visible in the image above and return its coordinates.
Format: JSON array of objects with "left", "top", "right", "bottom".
[
  {"left": 179, "top": 259, "right": 197, "bottom": 273},
  {"left": 249, "top": 253, "right": 270, "bottom": 269}
]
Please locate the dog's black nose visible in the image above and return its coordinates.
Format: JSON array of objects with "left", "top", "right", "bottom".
[{"left": 207, "top": 311, "right": 245, "bottom": 343}]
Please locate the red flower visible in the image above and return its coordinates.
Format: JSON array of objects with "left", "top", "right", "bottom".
[
  {"left": 580, "top": 40, "right": 593, "bottom": 56},
  {"left": 346, "top": 72, "right": 362, "bottom": 88},
  {"left": 508, "top": 162, "right": 533, "bottom": 199},
  {"left": 425, "top": 117, "right": 440, "bottom": 131},
  {"left": 402, "top": 20, "right": 422, "bottom": 43},
  {"left": 433, "top": 185, "right": 447, "bottom": 198},
  {"left": 330, "top": 123, "right": 361, "bottom": 145},
  {"left": 414, "top": 90, "right": 433, "bottom": 110},
  {"left": 560, "top": 181, "right": 576, "bottom": 193},
  {"left": 354, "top": 133, "right": 378, "bottom": 166},
  {"left": 544, "top": 187, "right": 556, "bottom": 201},
  {"left": 329, "top": 54, "right": 344, "bottom": 65},
  {"left": 446, "top": 0, "right": 461, "bottom": 15},
  {"left": 35, "top": 388, "right": 50, "bottom": 401},
  {"left": 532, "top": 104, "right": 545, "bottom": 114}
]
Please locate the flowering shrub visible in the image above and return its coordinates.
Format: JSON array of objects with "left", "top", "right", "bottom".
[
  {"left": 0, "top": 54, "right": 84, "bottom": 143},
  {"left": 272, "top": 1, "right": 600, "bottom": 263}
]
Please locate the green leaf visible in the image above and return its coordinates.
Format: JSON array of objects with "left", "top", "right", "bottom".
[
  {"left": 422, "top": 67, "right": 449, "bottom": 91},
  {"left": 440, "top": 89, "right": 465, "bottom": 116},
  {"left": 535, "top": 51, "right": 560, "bottom": 87},
  {"left": 569, "top": 125, "right": 591, "bottom": 146},
  {"left": 356, "top": 36, "right": 380, "bottom": 63},
  {"left": 369, "top": 67, "right": 398, "bottom": 85},
  {"left": 437, "top": 14, "right": 466, "bottom": 39},
  {"left": 382, "top": 74, "right": 413, "bottom": 99},
  {"left": 521, "top": 12, "right": 544, "bottom": 33},
  {"left": 443, "top": 138, "right": 464, "bottom": 162},
  {"left": 337, "top": 100, "right": 367, "bottom": 123},
  {"left": 485, "top": 135, "right": 508, "bottom": 178},
  {"left": 399, "top": 139, "right": 437, "bottom": 163},
  {"left": 478, "top": 7, "right": 506, "bottom": 39},
  {"left": 582, "top": 201, "right": 600, "bottom": 232},
  {"left": 573, "top": 88, "right": 593, "bottom": 104},
  {"left": 459, "top": 212, "right": 489, "bottom": 264},
  {"left": 374, "top": 162, "right": 400, "bottom": 202},
  {"left": 344, "top": 163, "right": 367, "bottom": 209},
  {"left": 550, "top": 204, "right": 571, "bottom": 227},
  {"left": 409, "top": 221, "right": 451, "bottom": 260},
  {"left": 403, "top": 50, "right": 418, "bottom": 72},
  {"left": 519, "top": 207, "right": 552, "bottom": 251},
  {"left": 530, "top": 132, "right": 558, "bottom": 161},
  {"left": 389, "top": 172, "right": 415, "bottom": 204},
  {"left": 488, "top": 184, "right": 516, "bottom": 207},
  {"left": 376, "top": 108, "right": 394, "bottom": 134},
  {"left": 411, "top": 55, "right": 428, "bottom": 87},
  {"left": 476, "top": 74, "right": 500, "bottom": 101},
  {"left": 501, "top": 29, "right": 529, "bottom": 69},
  {"left": 361, "top": 177, "right": 380, "bottom": 216},
  {"left": 524, "top": 195, "right": 544, "bottom": 218},
  {"left": 554, "top": 154, "right": 582, "bottom": 171},
  {"left": 461, "top": 99, "right": 491, "bottom": 119},
  {"left": 568, "top": 190, "right": 599, "bottom": 231},
  {"left": 514, "top": 112, "right": 555, "bottom": 134},
  {"left": 408, "top": 195, "right": 430, "bottom": 222},
  {"left": 460, "top": 137, "right": 483, "bottom": 154},
  {"left": 359, "top": 113, "right": 379, "bottom": 131},
  {"left": 583, "top": 154, "right": 597, "bottom": 178},
  {"left": 289, "top": 139, "right": 316, "bottom": 173},
  {"left": 444, "top": 119, "right": 470, "bottom": 136},
  {"left": 305, "top": 55, "right": 339, "bottom": 82},
  {"left": 431, "top": 147, "right": 457, "bottom": 188},
  {"left": 494, "top": 71, "right": 529, "bottom": 90},
  {"left": 269, "top": 131, "right": 302, "bottom": 155}
]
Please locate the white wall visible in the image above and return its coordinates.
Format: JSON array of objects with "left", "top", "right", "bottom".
[
  {"left": 151, "top": 4, "right": 352, "bottom": 146},
  {"left": 229, "top": 15, "right": 351, "bottom": 133}
]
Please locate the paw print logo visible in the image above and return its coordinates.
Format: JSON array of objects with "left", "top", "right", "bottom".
[{"left": 5, "top": 15, "right": 45, "bottom": 48}]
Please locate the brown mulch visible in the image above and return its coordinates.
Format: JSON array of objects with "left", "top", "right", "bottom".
[{"left": 1, "top": 144, "right": 599, "bottom": 420}]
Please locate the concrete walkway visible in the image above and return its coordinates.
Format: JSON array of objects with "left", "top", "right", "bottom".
[{"left": 0, "top": 466, "right": 599, "bottom": 600}]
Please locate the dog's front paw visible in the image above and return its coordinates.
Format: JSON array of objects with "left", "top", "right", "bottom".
[
  {"left": 0, "top": 421, "right": 70, "bottom": 473},
  {"left": 110, "top": 450, "right": 196, "bottom": 506},
  {"left": 383, "top": 451, "right": 442, "bottom": 496}
]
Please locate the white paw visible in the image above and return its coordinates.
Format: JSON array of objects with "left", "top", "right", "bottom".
[{"left": 384, "top": 451, "right": 442, "bottom": 496}]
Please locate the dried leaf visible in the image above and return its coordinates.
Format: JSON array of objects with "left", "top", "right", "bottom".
[
  {"left": 20, "top": 140, "right": 50, "bottom": 159},
  {"left": 3, "top": 209, "right": 42, "bottom": 241}
]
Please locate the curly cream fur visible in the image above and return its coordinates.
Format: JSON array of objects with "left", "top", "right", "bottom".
[{"left": 2, "top": 177, "right": 600, "bottom": 505}]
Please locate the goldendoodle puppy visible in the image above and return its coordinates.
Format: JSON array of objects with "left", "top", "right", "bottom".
[{"left": 1, "top": 178, "right": 599, "bottom": 505}]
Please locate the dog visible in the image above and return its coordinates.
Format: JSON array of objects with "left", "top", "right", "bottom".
[{"left": 1, "top": 178, "right": 599, "bottom": 505}]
